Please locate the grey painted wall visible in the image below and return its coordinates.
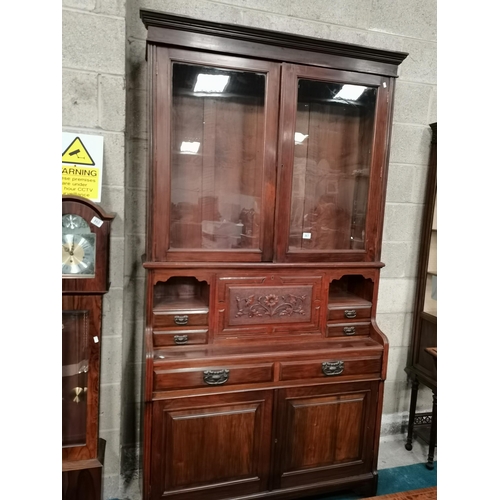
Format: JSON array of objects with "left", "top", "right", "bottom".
[{"left": 62, "top": 1, "right": 436, "bottom": 498}]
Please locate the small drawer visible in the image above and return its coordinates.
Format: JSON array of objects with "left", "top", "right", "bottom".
[
  {"left": 326, "top": 322, "right": 370, "bottom": 338},
  {"left": 280, "top": 356, "right": 382, "bottom": 381},
  {"left": 153, "top": 363, "right": 274, "bottom": 391},
  {"left": 327, "top": 304, "right": 371, "bottom": 322},
  {"left": 152, "top": 310, "right": 208, "bottom": 328},
  {"left": 153, "top": 329, "right": 208, "bottom": 347}
]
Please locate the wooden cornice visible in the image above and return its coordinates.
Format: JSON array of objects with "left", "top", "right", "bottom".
[{"left": 140, "top": 10, "right": 408, "bottom": 69}]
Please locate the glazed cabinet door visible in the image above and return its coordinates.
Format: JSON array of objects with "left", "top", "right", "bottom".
[
  {"left": 276, "top": 64, "right": 392, "bottom": 263},
  {"left": 150, "top": 390, "right": 273, "bottom": 500},
  {"left": 150, "top": 46, "right": 280, "bottom": 262},
  {"left": 274, "top": 381, "right": 379, "bottom": 490}
]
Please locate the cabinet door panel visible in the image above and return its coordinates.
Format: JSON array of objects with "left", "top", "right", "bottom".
[
  {"left": 275, "top": 381, "right": 378, "bottom": 489},
  {"left": 276, "top": 64, "right": 390, "bottom": 263},
  {"left": 150, "top": 391, "right": 272, "bottom": 500},
  {"left": 152, "top": 47, "right": 280, "bottom": 262},
  {"left": 215, "top": 273, "right": 323, "bottom": 339}
]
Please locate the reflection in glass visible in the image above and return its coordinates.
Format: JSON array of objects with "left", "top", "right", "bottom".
[
  {"left": 170, "top": 63, "right": 266, "bottom": 250},
  {"left": 289, "top": 79, "right": 377, "bottom": 252},
  {"left": 62, "top": 311, "right": 89, "bottom": 447}
]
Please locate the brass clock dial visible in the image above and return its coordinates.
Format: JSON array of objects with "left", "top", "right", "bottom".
[
  {"left": 62, "top": 234, "right": 96, "bottom": 276},
  {"left": 62, "top": 214, "right": 96, "bottom": 278}
]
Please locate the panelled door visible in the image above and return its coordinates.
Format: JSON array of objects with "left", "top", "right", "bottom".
[
  {"left": 274, "top": 381, "right": 379, "bottom": 490},
  {"left": 150, "top": 390, "right": 273, "bottom": 499}
]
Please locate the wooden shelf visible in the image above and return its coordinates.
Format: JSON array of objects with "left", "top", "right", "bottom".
[
  {"left": 328, "top": 291, "right": 372, "bottom": 307},
  {"left": 154, "top": 296, "right": 209, "bottom": 312}
]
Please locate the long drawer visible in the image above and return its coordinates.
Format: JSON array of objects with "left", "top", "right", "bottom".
[
  {"left": 280, "top": 356, "right": 382, "bottom": 381},
  {"left": 153, "top": 363, "right": 274, "bottom": 391}
]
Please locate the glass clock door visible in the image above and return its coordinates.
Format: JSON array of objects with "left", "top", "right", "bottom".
[{"left": 62, "top": 310, "right": 89, "bottom": 447}]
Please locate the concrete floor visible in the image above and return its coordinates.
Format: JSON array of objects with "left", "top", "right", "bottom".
[{"left": 377, "top": 433, "right": 437, "bottom": 470}]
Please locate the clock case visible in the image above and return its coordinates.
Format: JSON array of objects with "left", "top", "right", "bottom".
[
  {"left": 62, "top": 195, "right": 114, "bottom": 294},
  {"left": 62, "top": 196, "right": 114, "bottom": 500}
]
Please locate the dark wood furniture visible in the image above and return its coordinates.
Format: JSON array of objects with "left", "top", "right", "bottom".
[
  {"left": 404, "top": 123, "right": 437, "bottom": 470},
  {"left": 62, "top": 196, "right": 114, "bottom": 500},
  {"left": 140, "top": 10, "right": 407, "bottom": 500}
]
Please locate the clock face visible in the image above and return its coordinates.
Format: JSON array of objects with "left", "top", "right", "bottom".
[
  {"left": 62, "top": 214, "right": 96, "bottom": 278},
  {"left": 62, "top": 233, "right": 96, "bottom": 277}
]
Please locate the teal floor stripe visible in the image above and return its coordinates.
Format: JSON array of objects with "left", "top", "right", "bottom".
[
  {"left": 304, "top": 462, "right": 437, "bottom": 500},
  {"left": 377, "top": 462, "right": 437, "bottom": 495}
]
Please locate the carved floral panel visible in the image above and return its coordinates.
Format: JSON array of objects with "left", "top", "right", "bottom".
[{"left": 228, "top": 285, "right": 313, "bottom": 325}]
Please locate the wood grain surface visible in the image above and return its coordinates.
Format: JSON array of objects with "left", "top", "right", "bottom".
[{"left": 365, "top": 486, "right": 437, "bottom": 500}]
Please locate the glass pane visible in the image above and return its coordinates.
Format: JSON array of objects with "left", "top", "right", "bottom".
[
  {"left": 289, "top": 79, "right": 377, "bottom": 251},
  {"left": 62, "top": 310, "right": 89, "bottom": 447},
  {"left": 423, "top": 274, "right": 437, "bottom": 316},
  {"left": 170, "top": 63, "right": 266, "bottom": 250}
]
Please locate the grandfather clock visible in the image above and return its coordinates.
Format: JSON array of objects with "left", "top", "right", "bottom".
[{"left": 62, "top": 195, "right": 114, "bottom": 500}]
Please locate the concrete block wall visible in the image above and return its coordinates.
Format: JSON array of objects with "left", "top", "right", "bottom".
[
  {"left": 62, "top": 0, "right": 127, "bottom": 497},
  {"left": 63, "top": 1, "right": 436, "bottom": 498}
]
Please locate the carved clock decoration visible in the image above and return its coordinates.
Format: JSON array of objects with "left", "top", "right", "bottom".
[{"left": 62, "top": 195, "right": 114, "bottom": 500}]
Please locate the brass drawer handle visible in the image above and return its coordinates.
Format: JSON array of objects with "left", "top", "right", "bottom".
[
  {"left": 173, "top": 335, "right": 188, "bottom": 345},
  {"left": 322, "top": 361, "right": 345, "bottom": 376},
  {"left": 343, "top": 326, "right": 356, "bottom": 336},
  {"left": 174, "top": 315, "right": 189, "bottom": 325},
  {"left": 203, "top": 369, "right": 230, "bottom": 385},
  {"left": 344, "top": 309, "right": 357, "bottom": 319}
]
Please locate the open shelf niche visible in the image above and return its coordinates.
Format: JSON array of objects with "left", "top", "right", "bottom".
[{"left": 153, "top": 276, "right": 210, "bottom": 312}]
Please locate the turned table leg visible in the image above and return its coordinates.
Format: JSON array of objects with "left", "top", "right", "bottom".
[
  {"left": 405, "top": 377, "right": 419, "bottom": 451},
  {"left": 426, "top": 391, "right": 437, "bottom": 470}
]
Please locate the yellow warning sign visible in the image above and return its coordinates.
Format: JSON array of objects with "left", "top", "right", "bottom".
[
  {"left": 62, "top": 137, "right": 95, "bottom": 166},
  {"left": 62, "top": 132, "right": 103, "bottom": 201},
  {"left": 62, "top": 165, "right": 100, "bottom": 199}
]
